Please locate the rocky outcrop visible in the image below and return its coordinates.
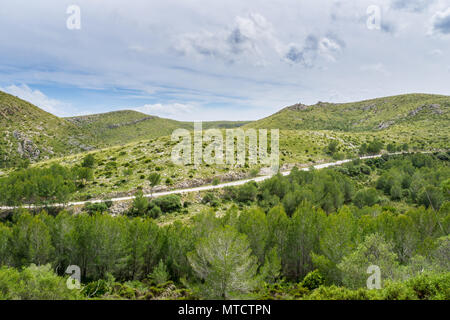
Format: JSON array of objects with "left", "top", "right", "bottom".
[
  {"left": 429, "top": 104, "right": 443, "bottom": 115},
  {"left": 68, "top": 138, "right": 94, "bottom": 151},
  {"left": 287, "top": 103, "right": 309, "bottom": 112},
  {"left": 376, "top": 121, "right": 395, "bottom": 130},
  {"left": 362, "top": 104, "right": 377, "bottom": 111},
  {"left": 409, "top": 104, "right": 443, "bottom": 117},
  {"left": 13, "top": 130, "right": 40, "bottom": 159},
  {"left": 109, "top": 201, "right": 131, "bottom": 216},
  {"left": 0, "top": 104, "right": 20, "bottom": 118},
  {"left": 408, "top": 105, "right": 426, "bottom": 117},
  {"left": 107, "top": 116, "right": 156, "bottom": 129}
]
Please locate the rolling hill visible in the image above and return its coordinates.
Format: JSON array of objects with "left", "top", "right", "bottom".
[
  {"left": 0, "top": 91, "right": 90, "bottom": 168},
  {"left": 0, "top": 90, "right": 249, "bottom": 168},
  {"left": 244, "top": 93, "right": 449, "bottom": 132},
  {"left": 1, "top": 90, "right": 448, "bottom": 200},
  {"left": 65, "top": 111, "right": 249, "bottom": 147},
  {"left": 65, "top": 110, "right": 193, "bottom": 147}
]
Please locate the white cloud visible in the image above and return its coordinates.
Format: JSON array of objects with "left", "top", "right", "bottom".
[
  {"left": 429, "top": 8, "right": 450, "bottom": 36},
  {"left": 318, "top": 36, "right": 344, "bottom": 62},
  {"left": 390, "top": 0, "right": 434, "bottom": 12},
  {"left": 360, "top": 63, "right": 391, "bottom": 76},
  {"left": 174, "top": 13, "right": 279, "bottom": 65},
  {"left": 1, "top": 84, "right": 69, "bottom": 116},
  {"left": 430, "top": 49, "right": 444, "bottom": 56},
  {"left": 175, "top": 12, "right": 345, "bottom": 68},
  {"left": 284, "top": 33, "right": 344, "bottom": 66},
  {"left": 0, "top": 1, "right": 449, "bottom": 120},
  {"left": 133, "top": 103, "right": 197, "bottom": 120}
]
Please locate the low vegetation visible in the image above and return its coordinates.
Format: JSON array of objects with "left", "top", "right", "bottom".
[{"left": 0, "top": 153, "right": 448, "bottom": 300}]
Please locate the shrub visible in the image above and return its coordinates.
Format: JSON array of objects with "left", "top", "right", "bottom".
[
  {"left": 151, "top": 195, "right": 182, "bottom": 213},
  {"left": 123, "top": 168, "right": 133, "bottom": 176},
  {"left": 82, "top": 279, "right": 112, "bottom": 298},
  {"left": 302, "top": 270, "right": 325, "bottom": 291},
  {"left": 84, "top": 202, "right": 109, "bottom": 215},
  {"left": 367, "top": 140, "right": 384, "bottom": 154},
  {"left": 387, "top": 143, "right": 396, "bottom": 153},
  {"left": 128, "top": 191, "right": 149, "bottom": 216},
  {"left": 236, "top": 182, "right": 258, "bottom": 203},
  {"left": 148, "top": 205, "right": 162, "bottom": 219},
  {"left": 150, "top": 260, "right": 170, "bottom": 285},
  {"left": 326, "top": 141, "right": 339, "bottom": 155},
  {"left": 202, "top": 192, "right": 216, "bottom": 205},
  {"left": 353, "top": 188, "right": 380, "bottom": 208},
  {"left": 0, "top": 264, "right": 83, "bottom": 300},
  {"left": 82, "top": 154, "right": 96, "bottom": 168}
]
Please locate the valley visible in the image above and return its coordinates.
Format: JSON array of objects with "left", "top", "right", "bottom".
[{"left": 0, "top": 91, "right": 449, "bottom": 301}]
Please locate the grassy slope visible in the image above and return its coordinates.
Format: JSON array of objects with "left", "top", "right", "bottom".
[
  {"left": 65, "top": 110, "right": 192, "bottom": 147},
  {"left": 245, "top": 93, "right": 449, "bottom": 132},
  {"left": 246, "top": 94, "right": 449, "bottom": 160},
  {"left": 66, "top": 110, "right": 249, "bottom": 146},
  {"left": 0, "top": 91, "right": 87, "bottom": 168},
  {"left": 2, "top": 93, "right": 449, "bottom": 200},
  {"left": 0, "top": 90, "right": 248, "bottom": 168}
]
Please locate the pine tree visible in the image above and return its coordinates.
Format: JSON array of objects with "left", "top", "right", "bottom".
[{"left": 187, "top": 226, "right": 258, "bottom": 299}]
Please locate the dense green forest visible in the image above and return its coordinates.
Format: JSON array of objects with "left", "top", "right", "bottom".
[{"left": 0, "top": 153, "right": 448, "bottom": 300}]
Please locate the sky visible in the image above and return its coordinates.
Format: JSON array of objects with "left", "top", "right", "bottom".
[{"left": 0, "top": 0, "right": 449, "bottom": 121}]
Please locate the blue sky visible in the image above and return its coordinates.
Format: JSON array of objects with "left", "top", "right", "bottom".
[{"left": 0, "top": 0, "right": 449, "bottom": 120}]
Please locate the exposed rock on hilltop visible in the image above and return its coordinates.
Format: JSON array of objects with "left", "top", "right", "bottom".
[
  {"left": 244, "top": 93, "right": 450, "bottom": 133},
  {"left": 286, "top": 103, "right": 309, "bottom": 111}
]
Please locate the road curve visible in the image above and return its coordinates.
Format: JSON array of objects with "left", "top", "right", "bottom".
[{"left": 0, "top": 152, "right": 421, "bottom": 210}]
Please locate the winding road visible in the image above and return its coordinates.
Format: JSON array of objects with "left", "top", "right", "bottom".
[{"left": 0, "top": 152, "right": 423, "bottom": 210}]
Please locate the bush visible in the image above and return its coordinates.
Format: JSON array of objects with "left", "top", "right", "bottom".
[
  {"left": 128, "top": 191, "right": 149, "bottom": 216},
  {"left": 105, "top": 200, "right": 113, "bottom": 208},
  {"left": 151, "top": 195, "right": 182, "bottom": 213},
  {"left": 82, "top": 279, "right": 112, "bottom": 298},
  {"left": 326, "top": 141, "right": 339, "bottom": 155},
  {"left": 367, "top": 140, "right": 384, "bottom": 154},
  {"left": 81, "top": 154, "right": 95, "bottom": 168},
  {"left": 236, "top": 182, "right": 258, "bottom": 203},
  {"left": 302, "top": 270, "right": 325, "bottom": 291},
  {"left": 405, "top": 272, "right": 450, "bottom": 300},
  {"left": 150, "top": 260, "right": 170, "bottom": 285},
  {"left": 387, "top": 143, "right": 396, "bottom": 153},
  {"left": 202, "top": 192, "right": 216, "bottom": 204},
  {"left": 84, "top": 202, "right": 109, "bottom": 215},
  {"left": 353, "top": 188, "right": 380, "bottom": 208},
  {"left": 305, "top": 285, "right": 376, "bottom": 300},
  {"left": 418, "top": 186, "right": 444, "bottom": 210},
  {"left": 148, "top": 205, "right": 162, "bottom": 219},
  {"left": 123, "top": 168, "right": 133, "bottom": 176},
  {"left": 0, "top": 264, "right": 83, "bottom": 300}
]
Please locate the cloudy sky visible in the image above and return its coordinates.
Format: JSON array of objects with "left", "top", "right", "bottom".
[{"left": 0, "top": 0, "right": 449, "bottom": 120}]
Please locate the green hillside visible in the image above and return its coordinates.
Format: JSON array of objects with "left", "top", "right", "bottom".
[
  {"left": 0, "top": 90, "right": 249, "bottom": 168},
  {"left": 0, "top": 91, "right": 88, "bottom": 168},
  {"left": 2, "top": 92, "right": 448, "bottom": 200},
  {"left": 245, "top": 93, "right": 449, "bottom": 132},
  {"left": 245, "top": 94, "right": 449, "bottom": 158},
  {"left": 66, "top": 110, "right": 192, "bottom": 147},
  {"left": 66, "top": 111, "right": 249, "bottom": 146}
]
